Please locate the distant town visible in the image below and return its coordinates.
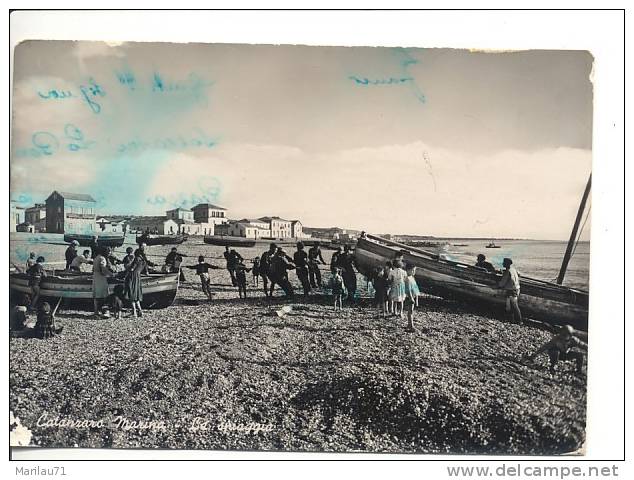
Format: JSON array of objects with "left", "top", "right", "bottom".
[{"left": 9, "top": 190, "right": 362, "bottom": 243}]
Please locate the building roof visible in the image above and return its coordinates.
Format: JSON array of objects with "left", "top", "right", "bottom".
[
  {"left": 47, "top": 191, "right": 96, "bottom": 202},
  {"left": 166, "top": 207, "right": 192, "bottom": 212},
  {"left": 128, "top": 216, "right": 174, "bottom": 226},
  {"left": 174, "top": 219, "right": 195, "bottom": 225},
  {"left": 291, "top": 220, "right": 301, "bottom": 224},
  {"left": 26, "top": 204, "right": 46, "bottom": 211},
  {"left": 258, "top": 216, "right": 291, "bottom": 223},
  {"left": 192, "top": 203, "right": 227, "bottom": 211}
]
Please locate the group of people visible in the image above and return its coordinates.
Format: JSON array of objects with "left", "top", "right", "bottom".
[{"left": 13, "top": 238, "right": 586, "bottom": 375}]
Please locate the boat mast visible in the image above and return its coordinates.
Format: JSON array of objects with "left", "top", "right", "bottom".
[{"left": 556, "top": 173, "right": 592, "bottom": 285}]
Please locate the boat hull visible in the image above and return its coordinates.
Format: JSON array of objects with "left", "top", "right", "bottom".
[
  {"left": 136, "top": 234, "right": 188, "bottom": 246},
  {"left": 9, "top": 271, "right": 179, "bottom": 309},
  {"left": 354, "top": 236, "right": 588, "bottom": 331},
  {"left": 64, "top": 234, "right": 126, "bottom": 248},
  {"left": 203, "top": 236, "right": 257, "bottom": 247}
]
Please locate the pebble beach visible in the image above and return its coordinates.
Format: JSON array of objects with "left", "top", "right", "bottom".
[{"left": 9, "top": 236, "right": 587, "bottom": 454}]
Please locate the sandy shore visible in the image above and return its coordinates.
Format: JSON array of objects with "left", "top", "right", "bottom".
[{"left": 9, "top": 238, "right": 586, "bottom": 454}]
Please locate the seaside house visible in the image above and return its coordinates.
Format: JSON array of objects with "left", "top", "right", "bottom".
[
  {"left": 25, "top": 203, "right": 46, "bottom": 232},
  {"left": 45, "top": 191, "right": 96, "bottom": 234},
  {"left": 128, "top": 216, "right": 179, "bottom": 235},
  {"left": 258, "top": 216, "right": 293, "bottom": 239},
  {"left": 191, "top": 203, "right": 228, "bottom": 226},
  {"left": 291, "top": 220, "right": 311, "bottom": 239},
  {"left": 10, "top": 202, "right": 25, "bottom": 232},
  {"left": 226, "top": 221, "right": 265, "bottom": 239}
]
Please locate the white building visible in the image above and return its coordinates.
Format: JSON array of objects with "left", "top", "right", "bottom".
[
  {"left": 258, "top": 216, "right": 293, "bottom": 238},
  {"left": 95, "top": 217, "right": 129, "bottom": 234},
  {"left": 166, "top": 208, "right": 194, "bottom": 223},
  {"left": 128, "top": 216, "right": 179, "bottom": 235},
  {"left": 226, "top": 221, "right": 265, "bottom": 239},
  {"left": 192, "top": 203, "right": 228, "bottom": 226},
  {"left": 25, "top": 203, "right": 46, "bottom": 232}
]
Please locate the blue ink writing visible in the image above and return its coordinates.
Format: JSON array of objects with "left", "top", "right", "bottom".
[
  {"left": 14, "top": 125, "right": 95, "bottom": 158},
  {"left": 36, "top": 78, "right": 106, "bottom": 114}
]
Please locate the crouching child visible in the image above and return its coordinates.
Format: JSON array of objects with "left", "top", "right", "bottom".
[
  {"left": 103, "top": 284, "right": 125, "bottom": 319},
  {"left": 35, "top": 302, "right": 63, "bottom": 339}
]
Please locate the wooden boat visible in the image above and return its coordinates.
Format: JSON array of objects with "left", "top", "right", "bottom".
[
  {"left": 9, "top": 270, "right": 179, "bottom": 309},
  {"left": 136, "top": 233, "right": 188, "bottom": 246},
  {"left": 354, "top": 234, "right": 588, "bottom": 331},
  {"left": 64, "top": 233, "right": 125, "bottom": 248},
  {"left": 485, "top": 241, "right": 501, "bottom": 248},
  {"left": 203, "top": 235, "right": 257, "bottom": 248}
]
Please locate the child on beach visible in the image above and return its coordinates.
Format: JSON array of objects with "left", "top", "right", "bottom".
[
  {"left": 372, "top": 266, "right": 389, "bottom": 318},
  {"left": 388, "top": 260, "right": 407, "bottom": 318},
  {"left": 103, "top": 284, "right": 125, "bottom": 320},
  {"left": 26, "top": 252, "right": 37, "bottom": 270},
  {"left": 185, "top": 256, "right": 221, "bottom": 301},
  {"left": 329, "top": 267, "right": 346, "bottom": 311},
  {"left": 234, "top": 260, "right": 252, "bottom": 298},
  {"left": 35, "top": 302, "right": 63, "bottom": 339},
  {"left": 404, "top": 265, "right": 421, "bottom": 332},
  {"left": 27, "top": 256, "right": 47, "bottom": 311},
  {"left": 252, "top": 257, "right": 261, "bottom": 287}
]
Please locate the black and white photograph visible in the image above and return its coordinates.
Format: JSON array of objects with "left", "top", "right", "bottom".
[{"left": 6, "top": 9, "right": 624, "bottom": 465}]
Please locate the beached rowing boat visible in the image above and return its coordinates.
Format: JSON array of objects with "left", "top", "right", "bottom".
[
  {"left": 9, "top": 271, "right": 179, "bottom": 309},
  {"left": 63, "top": 233, "right": 126, "bottom": 248},
  {"left": 136, "top": 234, "right": 188, "bottom": 246},
  {"left": 203, "top": 235, "right": 257, "bottom": 248},
  {"left": 354, "top": 234, "right": 588, "bottom": 330}
]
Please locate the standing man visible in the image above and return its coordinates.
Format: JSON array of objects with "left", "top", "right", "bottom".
[
  {"left": 498, "top": 257, "right": 522, "bottom": 324},
  {"left": 293, "top": 242, "right": 311, "bottom": 296},
  {"left": 65, "top": 240, "right": 79, "bottom": 269},
  {"left": 340, "top": 245, "right": 357, "bottom": 302},
  {"left": 223, "top": 246, "right": 243, "bottom": 286},
  {"left": 308, "top": 242, "right": 326, "bottom": 288},
  {"left": 330, "top": 246, "right": 343, "bottom": 274},
  {"left": 259, "top": 243, "right": 277, "bottom": 297},
  {"left": 270, "top": 247, "right": 295, "bottom": 297}
]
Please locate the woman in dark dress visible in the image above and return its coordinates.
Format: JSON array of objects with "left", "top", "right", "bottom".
[{"left": 125, "top": 249, "right": 147, "bottom": 317}]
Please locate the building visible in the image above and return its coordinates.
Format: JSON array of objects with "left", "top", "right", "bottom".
[
  {"left": 25, "top": 203, "right": 46, "bottom": 232},
  {"left": 258, "top": 216, "right": 293, "bottom": 238},
  {"left": 128, "top": 216, "right": 179, "bottom": 235},
  {"left": 95, "top": 216, "right": 129, "bottom": 234},
  {"left": 236, "top": 219, "right": 271, "bottom": 237},
  {"left": 45, "top": 191, "right": 96, "bottom": 234},
  {"left": 166, "top": 208, "right": 195, "bottom": 223},
  {"left": 175, "top": 220, "right": 215, "bottom": 236},
  {"left": 291, "top": 220, "right": 310, "bottom": 239},
  {"left": 192, "top": 203, "right": 228, "bottom": 226},
  {"left": 225, "top": 221, "right": 266, "bottom": 239},
  {"left": 10, "top": 202, "right": 25, "bottom": 232}
]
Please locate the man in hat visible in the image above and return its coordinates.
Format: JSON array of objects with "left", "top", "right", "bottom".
[
  {"left": 65, "top": 240, "right": 79, "bottom": 269},
  {"left": 293, "top": 241, "right": 311, "bottom": 296},
  {"left": 340, "top": 244, "right": 357, "bottom": 302},
  {"left": 475, "top": 254, "right": 496, "bottom": 273},
  {"left": 498, "top": 257, "right": 522, "bottom": 324},
  {"left": 526, "top": 324, "right": 587, "bottom": 374}
]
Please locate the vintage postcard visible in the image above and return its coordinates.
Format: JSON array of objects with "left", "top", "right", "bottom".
[{"left": 9, "top": 38, "right": 593, "bottom": 456}]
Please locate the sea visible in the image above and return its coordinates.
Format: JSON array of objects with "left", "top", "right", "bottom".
[
  {"left": 438, "top": 239, "right": 590, "bottom": 291},
  {"left": 9, "top": 233, "right": 590, "bottom": 291}
]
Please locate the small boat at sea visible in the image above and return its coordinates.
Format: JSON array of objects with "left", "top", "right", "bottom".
[
  {"left": 203, "top": 235, "right": 257, "bottom": 248},
  {"left": 9, "top": 270, "right": 179, "bottom": 309},
  {"left": 136, "top": 233, "right": 188, "bottom": 246},
  {"left": 485, "top": 241, "right": 501, "bottom": 248},
  {"left": 452, "top": 243, "right": 469, "bottom": 247},
  {"left": 63, "top": 233, "right": 126, "bottom": 248},
  {"left": 354, "top": 234, "right": 588, "bottom": 330}
]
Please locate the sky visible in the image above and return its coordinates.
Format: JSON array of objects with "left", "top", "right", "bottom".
[{"left": 10, "top": 41, "right": 593, "bottom": 240}]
